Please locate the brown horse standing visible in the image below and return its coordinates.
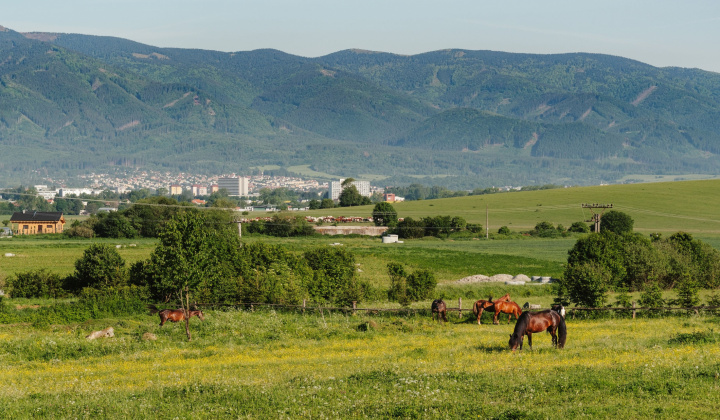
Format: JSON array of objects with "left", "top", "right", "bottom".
[
  {"left": 509, "top": 309, "right": 566, "bottom": 351},
  {"left": 431, "top": 299, "right": 448, "bottom": 323},
  {"left": 148, "top": 304, "right": 205, "bottom": 326},
  {"left": 491, "top": 300, "right": 522, "bottom": 325},
  {"left": 472, "top": 293, "right": 512, "bottom": 325}
]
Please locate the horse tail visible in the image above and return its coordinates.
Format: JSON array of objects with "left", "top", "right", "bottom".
[
  {"left": 557, "top": 313, "right": 567, "bottom": 349},
  {"left": 147, "top": 304, "right": 159, "bottom": 315}
]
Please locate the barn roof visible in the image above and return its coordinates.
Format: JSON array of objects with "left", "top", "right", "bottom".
[{"left": 10, "top": 211, "right": 65, "bottom": 222}]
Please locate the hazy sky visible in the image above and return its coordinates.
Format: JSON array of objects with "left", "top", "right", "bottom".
[{"left": 4, "top": 0, "right": 720, "bottom": 72}]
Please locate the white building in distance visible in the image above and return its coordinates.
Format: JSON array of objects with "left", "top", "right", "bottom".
[
  {"left": 218, "top": 177, "right": 249, "bottom": 197},
  {"left": 329, "top": 179, "right": 371, "bottom": 200}
]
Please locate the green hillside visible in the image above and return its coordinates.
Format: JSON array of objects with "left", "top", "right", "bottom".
[
  {"left": 2, "top": 27, "right": 720, "bottom": 188},
  {"left": 301, "top": 179, "right": 720, "bottom": 234}
]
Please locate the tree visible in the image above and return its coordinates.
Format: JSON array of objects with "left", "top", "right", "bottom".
[
  {"left": 69, "top": 244, "right": 127, "bottom": 291},
  {"left": 600, "top": 210, "right": 634, "bottom": 235},
  {"left": 320, "top": 198, "right": 335, "bottom": 209},
  {"left": 147, "top": 212, "right": 242, "bottom": 340},
  {"left": 561, "top": 261, "right": 611, "bottom": 307},
  {"left": 338, "top": 184, "right": 370, "bottom": 207},
  {"left": 372, "top": 202, "right": 398, "bottom": 226},
  {"left": 303, "top": 246, "right": 363, "bottom": 306}
]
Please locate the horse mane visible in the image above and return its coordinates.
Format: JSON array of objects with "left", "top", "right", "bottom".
[
  {"left": 147, "top": 304, "right": 160, "bottom": 315},
  {"left": 511, "top": 311, "right": 531, "bottom": 339}
]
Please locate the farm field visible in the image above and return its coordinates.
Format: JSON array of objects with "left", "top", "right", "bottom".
[
  {"left": 1, "top": 308, "right": 719, "bottom": 419},
  {"left": 293, "top": 179, "right": 720, "bottom": 234}
]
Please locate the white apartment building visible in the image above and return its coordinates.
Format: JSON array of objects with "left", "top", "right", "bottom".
[
  {"left": 328, "top": 179, "right": 371, "bottom": 200},
  {"left": 218, "top": 177, "right": 249, "bottom": 197}
]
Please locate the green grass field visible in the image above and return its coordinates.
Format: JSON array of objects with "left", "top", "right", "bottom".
[
  {"left": 1, "top": 308, "right": 719, "bottom": 419},
  {"left": 3, "top": 180, "right": 720, "bottom": 418},
  {"left": 293, "top": 179, "right": 720, "bottom": 234}
]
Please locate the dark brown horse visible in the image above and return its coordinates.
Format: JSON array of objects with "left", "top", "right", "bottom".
[
  {"left": 148, "top": 304, "right": 205, "bottom": 326},
  {"left": 431, "top": 299, "right": 448, "bottom": 323},
  {"left": 509, "top": 308, "right": 566, "bottom": 351},
  {"left": 472, "top": 293, "right": 512, "bottom": 325}
]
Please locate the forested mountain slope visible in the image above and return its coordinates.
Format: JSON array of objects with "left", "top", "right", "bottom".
[{"left": 2, "top": 25, "right": 720, "bottom": 188}]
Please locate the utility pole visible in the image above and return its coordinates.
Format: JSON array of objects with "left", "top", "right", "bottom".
[
  {"left": 486, "top": 204, "right": 489, "bottom": 240},
  {"left": 581, "top": 203, "right": 613, "bottom": 233}
]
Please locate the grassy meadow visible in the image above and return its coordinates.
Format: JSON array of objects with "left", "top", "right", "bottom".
[
  {"left": 2, "top": 180, "right": 720, "bottom": 418},
  {"left": 1, "top": 308, "right": 719, "bottom": 419}
]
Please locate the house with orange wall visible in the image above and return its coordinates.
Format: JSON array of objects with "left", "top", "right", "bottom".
[{"left": 10, "top": 211, "right": 65, "bottom": 235}]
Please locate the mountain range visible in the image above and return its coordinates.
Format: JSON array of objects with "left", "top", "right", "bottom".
[{"left": 2, "top": 24, "right": 720, "bottom": 189}]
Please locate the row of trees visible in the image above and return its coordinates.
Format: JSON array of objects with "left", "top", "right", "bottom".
[
  {"left": 559, "top": 227, "right": 720, "bottom": 307},
  {"left": 9, "top": 212, "right": 369, "bottom": 307}
]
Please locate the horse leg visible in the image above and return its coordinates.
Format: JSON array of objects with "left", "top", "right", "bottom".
[
  {"left": 442, "top": 310, "right": 447, "bottom": 323},
  {"left": 493, "top": 309, "right": 500, "bottom": 325},
  {"left": 550, "top": 327, "right": 558, "bottom": 347},
  {"left": 527, "top": 332, "right": 533, "bottom": 350},
  {"left": 477, "top": 308, "right": 483, "bottom": 325}
]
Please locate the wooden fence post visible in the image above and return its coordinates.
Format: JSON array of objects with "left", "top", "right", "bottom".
[
  {"left": 632, "top": 301, "right": 636, "bottom": 319},
  {"left": 302, "top": 299, "right": 306, "bottom": 314},
  {"left": 352, "top": 301, "right": 357, "bottom": 316},
  {"left": 458, "top": 298, "right": 462, "bottom": 319}
]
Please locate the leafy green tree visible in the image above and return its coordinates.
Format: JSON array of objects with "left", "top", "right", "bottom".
[
  {"left": 338, "top": 184, "right": 370, "bottom": 207},
  {"left": 561, "top": 261, "right": 611, "bottom": 307},
  {"left": 387, "top": 262, "right": 410, "bottom": 306},
  {"left": 639, "top": 281, "right": 665, "bottom": 307},
  {"left": 393, "top": 217, "right": 425, "bottom": 239},
  {"left": 146, "top": 212, "right": 242, "bottom": 339},
  {"left": 94, "top": 211, "right": 138, "bottom": 238},
  {"left": 372, "top": 202, "right": 398, "bottom": 226},
  {"left": 566, "top": 232, "right": 627, "bottom": 288},
  {"left": 320, "top": 198, "right": 335, "bottom": 209},
  {"left": 303, "top": 246, "right": 363, "bottom": 306},
  {"left": 674, "top": 273, "right": 700, "bottom": 308},
  {"left": 308, "top": 199, "right": 321, "bottom": 210},
  {"left": 600, "top": 210, "right": 634, "bottom": 235},
  {"left": 386, "top": 262, "right": 436, "bottom": 305},
  {"left": 498, "top": 226, "right": 511, "bottom": 235},
  {"left": 68, "top": 244, "right": 127, "bottom": 291}
]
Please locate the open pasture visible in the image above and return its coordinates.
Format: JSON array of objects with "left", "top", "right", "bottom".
[
  {"left": 296, "top": 179, "right": 720, "bottom": 234},
  {"left": 0, "top": 309, "right": 718, "bottom": 418}
]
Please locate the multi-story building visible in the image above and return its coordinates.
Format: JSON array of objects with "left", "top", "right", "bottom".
[
  {"left": 329, "top": 179, "right": 371, "bottom": 200},
  {"left": 218, "top": 177, "right": 249, "bottom": 197},
  {"left": 169, "top": 184, "right": 183, "bottom": 195},
  {"left": 191, "top": 184, "right": 208, "bottom": 196}
]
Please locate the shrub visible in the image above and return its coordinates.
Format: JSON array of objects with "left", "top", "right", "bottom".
[
  {"left": 386, "top": 262, "right": 436, "bottom": 306},
  {"left": 568, "top": 221, "right": 590, "bottom": 233},
  {"left": 67, "top": 244, "right": 127, "bottom": 292},
  {"left": 8, "top": 269, "right": 65, "bottom": 299},
  {"left": 638, "top": 282, "right": 665, "bottom": 307},
  {"left": 497, "top": 226, "right": 511, "bottom": 235}
]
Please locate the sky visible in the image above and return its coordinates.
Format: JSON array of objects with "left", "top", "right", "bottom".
[{"left": 4, "top": 0, "right": 720, "bottom": 73}]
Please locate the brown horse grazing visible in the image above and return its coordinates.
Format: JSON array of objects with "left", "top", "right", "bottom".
[
  {"left": 148, "top": 304, "right": 205, "bottom": 326},
  {"left": 509, "top": 309, "right": 567, "bottom": 351},
  {"left": 431, "top": 299, "right": 448, "bottom": 323},
  {"left": 472, "top": 293, "right": 512, "bottom": 325}
]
